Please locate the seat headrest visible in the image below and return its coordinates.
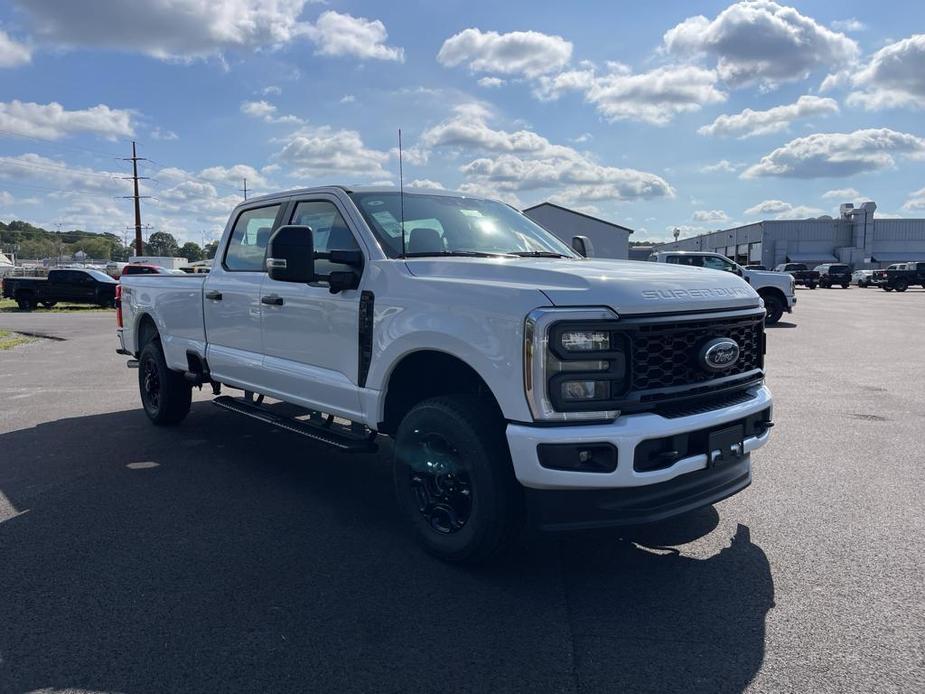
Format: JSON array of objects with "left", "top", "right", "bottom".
[
  {"left": 255, "top": 227, "right": 271, "bottom": 247},
  {"left": 407, "top": 227, "right": 444, "bottom": 254}
]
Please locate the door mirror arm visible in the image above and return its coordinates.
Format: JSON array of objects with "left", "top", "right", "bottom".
[{"left": 326, "top": 270, "right": 361, "bottom": 294}]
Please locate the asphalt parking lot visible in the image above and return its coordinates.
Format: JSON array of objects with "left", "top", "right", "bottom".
[{"left": 1, "top": 287, "right": 923, "bottom": 693}]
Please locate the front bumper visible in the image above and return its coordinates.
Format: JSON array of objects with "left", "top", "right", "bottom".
[
  {"left": 507, "top": 385, "right": 771, "bottom": 490},
  {"left": 507, "top": 384, "right": 772, "bottom": 528}
]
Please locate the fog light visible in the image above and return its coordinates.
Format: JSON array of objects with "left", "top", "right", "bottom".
[{"left": 537, "top": 443, "right": 618, "bottom": 472}]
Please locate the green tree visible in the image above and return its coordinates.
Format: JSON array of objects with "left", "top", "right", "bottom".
[
  {"left": 146, "top": 231, "right": 180, "bottom": 257},
  {"left": 71, "top": 236, "right": 113, "bottom": 260},
  {"left": 179, "top": 241, "right": 203, "bottom": 262},
  {"left": 203, "top": 240, "right": 219, "bottom": 259}
]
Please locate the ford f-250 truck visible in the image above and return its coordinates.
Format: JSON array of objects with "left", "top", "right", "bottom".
[
  {"left": 648, "top": 251, "right": 796, "bottom": 324},
  {"left": 116, "top": 186, "right": 773, "bottom": 562}
]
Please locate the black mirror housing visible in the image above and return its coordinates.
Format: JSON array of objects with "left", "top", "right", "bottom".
[
  {"left": 572, "top": 235, "right": 593, "bottom": 257},
  {"left": 267, "top": 225, "right": 315, "bottom": 283}
]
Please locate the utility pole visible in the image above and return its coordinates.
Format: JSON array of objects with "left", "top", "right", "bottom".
[
  {"left": 240, "top": 177, "right": 248, "bottom": 200},
  {"left": 122, "top": 141, "right": 150, "bottom": 257}
]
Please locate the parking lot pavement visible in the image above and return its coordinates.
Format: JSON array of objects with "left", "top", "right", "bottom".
[{"left": 0, "top": 288, "right": 923, "bottom": 693}]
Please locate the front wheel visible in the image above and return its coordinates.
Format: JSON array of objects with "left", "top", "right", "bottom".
[
  {"left": 16, "top": 296, "right": 35, "bottom": 311},
  {"left": 40, "top": 301, "right": 57, "bottom": 309},
  {"left": 763, "top": 295, "right": 784, "bottom": 325},
  {"left": 894, "top": 280, "right": 908, "bottom": 292},
  {"left": 138, "top": 340, "right": 192, "bottom": 425},
  {"left": 393, "top": 395, "right": 523, "bottom": 564},
  {"left": 883, "top": 286, "right": 893, "bottom": 292},
  {"left": 842, "top": 282, "right": 849, "bottom": 289},
  {"left": 808, "top": 283, "right": 817, "bottom": 289}
]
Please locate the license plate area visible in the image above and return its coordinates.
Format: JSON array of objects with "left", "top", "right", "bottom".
[{"left": 708, "top": 424, "right": 745, "bottom": 466}]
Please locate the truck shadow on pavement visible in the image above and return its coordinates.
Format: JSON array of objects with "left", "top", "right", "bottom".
[{"left": 0, "top": 402, "right": 773, "bottom": 694}]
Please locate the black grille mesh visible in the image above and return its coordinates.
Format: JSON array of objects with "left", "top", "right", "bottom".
[{"left": 627, "top": 315, "right": 763, "bottom": 392}]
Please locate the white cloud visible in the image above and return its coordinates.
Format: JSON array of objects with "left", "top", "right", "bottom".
[
  {"left": 420, "top": 106, "right": 673, "bottom": 204},
  {"left": 742, "top": 128, "right": 925, "bottom": 179},
  {"left": 17, "top": 2, "right": 402, "bottom": 62},
  {"left": 0, "top": 153, "right": 124, "bottom": 195},
  {"left": 0, "top": 28, "right": 31, "bottom": 67},
  {"left": 0, "top": 100, "right": 134, "bottom": 140},
  {"left": 339, "top": 94, "right": 356, "bottom": 104},
  {"left": 273, "top": 125, "right": 391, "bottom": 178},
  {"left": 821, "top": 187, "right": 861, "bottom": 200},
  {"left": 150, "top": 126, "right": 178, "bottom": 141},
  {"left": 700, "top": 159, "right": 743, "bottom": 173},
  {"left": 831, "top": 19, "right": 866, "bottom": 33},
  {"left": 663, "top": 1, "right": 859, "bottom": 87},
  {"left": 303, "top": 10, "right": 403, "bottom": 62},
  {"left": 834, "top": 34, "right": 925, "bottom": 110},
  {"left": 438, "top": 28, "right": 572, "bottom": 78},
  {"left": 698, "top": 95, "right": 838, "bottom": 138},
  {"left": 262, "top": 86, "right": 282, "bottom": 96},
  {"left": 536, "top": 63, "right": 726, "bottom": 125},
  {"left": 571, "top": 132, "right": 593, "bottom": 144},
  {"left": 240, "top": 99, "right": 304, "bottom": 125},
  {"left": 692, "top": 209, "right": 729, "bottom": 222},
  {"left": 477, "top": 76, "right": 505, "bottom": 88},
  {"left": 902, "top": 187, "right": 925, "bottom": 211},
  {"left": 744, "top": 199, "right": 825, "bottom": 218},
  {"left": 0, "top": 190, "right": 14, "bottom": 205},
  {"left": 198, "top": 164, "right": 270, "bottom": 190},
  {"left": 408, "top": 178, "right": 445, "bottom": 190}
]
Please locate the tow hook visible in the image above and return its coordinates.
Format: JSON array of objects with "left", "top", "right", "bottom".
[{"left": 126, "top": 359, "right": 139, "bottom": 369}]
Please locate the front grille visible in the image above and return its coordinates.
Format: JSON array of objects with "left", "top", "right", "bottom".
[{"left": 625, "top": 313, "right": 763, "bottom": 393}]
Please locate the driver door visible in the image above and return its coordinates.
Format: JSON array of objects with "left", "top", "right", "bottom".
[{"left": 259, "top": 196, "right": 366, "bottom": 421}]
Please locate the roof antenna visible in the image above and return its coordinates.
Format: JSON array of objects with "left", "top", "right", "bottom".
[{"left": 398, "top": 128, "right": 406, "bottom": 258}]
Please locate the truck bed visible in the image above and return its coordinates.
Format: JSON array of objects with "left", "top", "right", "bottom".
[{"left": 120, "top": 274, "right": 207, "bottom": 372}]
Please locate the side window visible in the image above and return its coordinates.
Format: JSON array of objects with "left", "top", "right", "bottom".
[
  {"left": 224, "top": 204, "right": 281, "bottom": 272},
  {"left": 668, "top": 255, "right": 702, "bottom": 267},
  {"left": 291, "top": 200, "right": 361, "bottom": 276},
  {"left": 702, "top": 256, "right": 736, "bottom": 272}
]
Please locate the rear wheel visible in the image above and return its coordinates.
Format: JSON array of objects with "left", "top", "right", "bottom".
[
  {"left": 883, "top": 286, "right": 893, "bottom": 292},
  {"left": 39, "top": 301, "right": 57, "bottom": 309},
  {"left": 138, "top": 340, "right": 192, "bottom": 425},
  {"left": 393, "top": 395, "right": 522, "bottom": 564},
  {"left": 763, "top": 295, "right": 784, "bottom": 325},
  {"left": 841, "top": 282, "right": 849, "bottom": 289},
  {"left": 16, "top": 295, "right": 35, "bottom": 311},
  {"left": 808, "top": 283, "right": 817, "bottom": 289},
  {"left": 894, "top": 280, "right": 908, "bottom": 292}
]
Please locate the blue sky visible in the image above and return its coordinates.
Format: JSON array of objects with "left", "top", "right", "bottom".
[{"left": 1, "top": 0, "right": 924, "bottom": 244}]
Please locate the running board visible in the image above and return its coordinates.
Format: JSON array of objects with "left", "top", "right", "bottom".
[{"left": 212, "top": 395, "right": 377, "bottom": 453}]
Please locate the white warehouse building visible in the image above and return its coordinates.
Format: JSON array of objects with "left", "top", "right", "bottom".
[
  {"left": 523, "top": 202, "right": 633, "bottom": 259},
  {"left": 653, "top": 202, "right": 925, "bottom": 270}
]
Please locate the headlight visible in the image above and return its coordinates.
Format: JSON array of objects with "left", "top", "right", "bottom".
[{"left": 524, "top": 308, "right": 625, "bottom": 422}]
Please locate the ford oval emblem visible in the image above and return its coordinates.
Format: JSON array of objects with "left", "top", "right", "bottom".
[{"left": 699, "top": 338, "right": 740, "bottom": 372}]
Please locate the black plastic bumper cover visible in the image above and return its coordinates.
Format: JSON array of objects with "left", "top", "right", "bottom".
[{"left": 525, "top": 458, "right": 751, "bottom": 531}]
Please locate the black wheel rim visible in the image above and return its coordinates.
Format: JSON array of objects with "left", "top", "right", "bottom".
[
  {"left": 142, "top": 356, "right": 161, "bottom": 411},
  {"left": 406, "top": 432, "right": 472, "bottom": 535}
]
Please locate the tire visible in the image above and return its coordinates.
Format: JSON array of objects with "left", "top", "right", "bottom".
[
  {"left": 40, "top": 301, "right": 57, "bottom": 309},
  {"left": 883, "top": 286, "right": 893, "bottom": 292},
  {"left": 16, "top": 295, "right": 35, "bottom": 311},
  {"left": 842, "top": 283, "right": 849, "bottom": 289},
  {"left": 762, "top": 295, "right": 784, "bottom": 325},
  {"left": 393, "top": 395, "right": 523, "bottom": 564},
  {"left": 138, "top": 340, "right": 192, "bottom": 425},
  {"left": 808, "top": 283, "right": 817, "bottom": 289},
  {"left": 894, "top": 280, "right": 908, "bottom": 292}
]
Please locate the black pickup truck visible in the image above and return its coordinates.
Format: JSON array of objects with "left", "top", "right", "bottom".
[
  {"left": 874, "top": 261, "right": 925, "bottom": 292},
  {"left": 1, "top": 268, "right": 118, "bottom": 310},
  {"left": 773, "top": 263, "right": 819, "bottom": 289}
]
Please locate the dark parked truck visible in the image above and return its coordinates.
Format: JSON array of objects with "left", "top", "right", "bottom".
[
  {"left": 773, "top": 263, "right": 819, "bottom": 289},
  {"left": 1, "top": 268, "right": 118, "bottom": 310},
  {"left": 876, "top": 261, "right": 925, "bottom": 292},
  {"left": 813, "top": 264, "right": 851, "bottom": 288}
]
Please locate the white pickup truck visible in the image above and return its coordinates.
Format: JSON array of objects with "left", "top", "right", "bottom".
[
  {"left": 117, "top": 186, "right": 774, "bottom": 562},
  {"left": 648, "top": 251, "right": 796, "bottom": 324}
]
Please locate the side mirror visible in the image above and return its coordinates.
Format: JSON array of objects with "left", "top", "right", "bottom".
[
  {"left": 572, "top": 235, "right": 593, "bottom": 257},
  {"left": 266, "top": 225, "right": 316, "bottom": 283}
]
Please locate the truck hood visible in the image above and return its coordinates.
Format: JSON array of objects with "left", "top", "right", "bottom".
[
  {"left": 404, "top": 257, "right": 760, "bottom": 315},
  {"left": 744, "top": 268, "right": 793, "bottom": 291}
]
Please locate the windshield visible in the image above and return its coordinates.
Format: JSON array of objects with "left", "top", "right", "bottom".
[
  {"left": 349, "top": 192, "right": 577, "bottom": 258},
  {"left": 830, "top": 265, "right": 849, "bottom": 272},
  {"left": 86, "top": 269, "right": 116, "bottom": 283}
]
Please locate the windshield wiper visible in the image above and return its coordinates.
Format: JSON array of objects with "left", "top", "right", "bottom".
[
  {"left": 510, "top": 251, "right": 572, "bottom": 258},
  {"left": 402, "top": 251, "right": 514, "bottom": 258}
]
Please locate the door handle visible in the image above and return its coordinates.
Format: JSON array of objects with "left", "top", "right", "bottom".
[
  {"left": 205, "top": 290, "right": 222, "bottom": 301},
  {"left": 261, "top": 294, "right": 284, "bottom": 306}
]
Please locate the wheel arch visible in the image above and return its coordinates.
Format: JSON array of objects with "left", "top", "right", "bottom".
[{"left": 379, "top": 349, "right": 504, "bottom": 436}]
